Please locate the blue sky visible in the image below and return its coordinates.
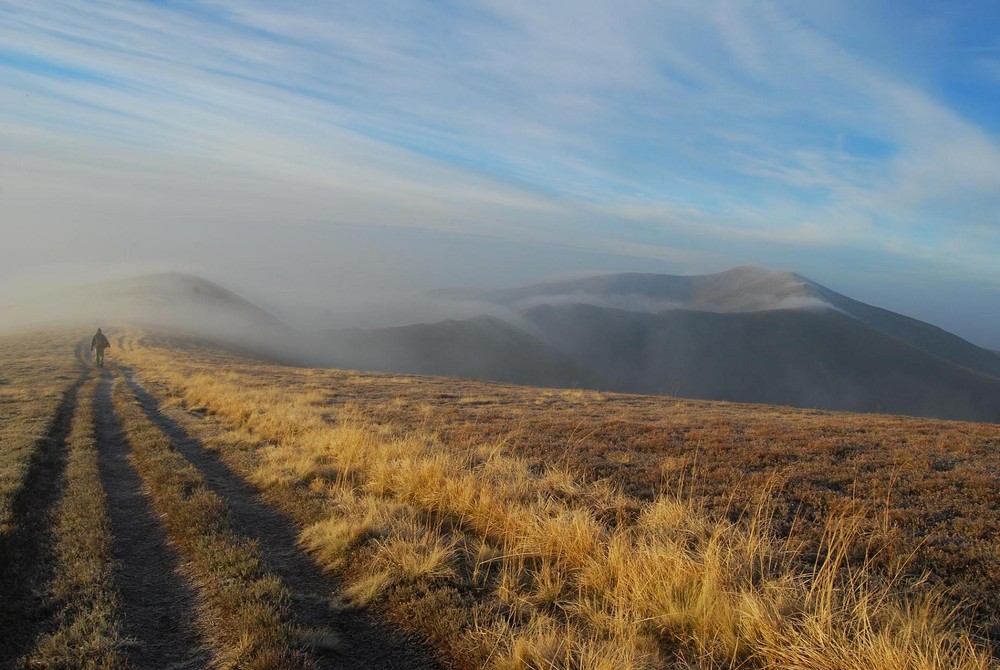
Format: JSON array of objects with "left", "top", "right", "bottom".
[{"left": 1, "top": 1, "right": 999, "bottom": 345}]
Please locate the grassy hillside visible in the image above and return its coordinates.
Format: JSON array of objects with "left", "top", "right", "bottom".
[
  {"left": 113, "top": 329, "right": 999, "bottom": 668},
  {"left": 4, "top": 326, "right": 999, "bottom": 669}
]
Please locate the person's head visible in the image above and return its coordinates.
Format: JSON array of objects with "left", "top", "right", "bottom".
[{"left": 96, "top": 328, "right": 102, "bottom": 334}]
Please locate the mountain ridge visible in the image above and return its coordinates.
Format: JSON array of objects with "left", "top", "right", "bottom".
[
  {"left": 521, "top": 302, "right": 1000, "bottom": 421},
  {"left": 459, "top": 267, "right": 1000, "bottom": 381},
  {"left": 6, "top": 269, "right": 997, "bottom": 422},
  {"left": 306, "top": 315, "right": 593, "bottom": 388}
]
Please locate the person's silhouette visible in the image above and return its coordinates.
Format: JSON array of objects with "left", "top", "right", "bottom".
[{"left": 91, "top": 328, "right": 110, "bottom": 367}]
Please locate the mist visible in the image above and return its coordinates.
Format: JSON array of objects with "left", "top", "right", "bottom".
[
  {"left": 3, "top": 260, "right": 998, "bottom": 423},
  {"left": 3, "top": 2, "right": 1000, "bottom": 351},
  {"left": 3, "top": 205, "right": 998, "bottom": 351}
]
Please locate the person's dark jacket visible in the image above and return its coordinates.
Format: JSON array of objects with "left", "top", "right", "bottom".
[{"left": 91, "top": 332, "right": 110, "bottom": 350}]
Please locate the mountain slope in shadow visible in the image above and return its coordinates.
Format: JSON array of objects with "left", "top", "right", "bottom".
[
  {"left": 315, "top": 266, "right": 1000, "bottom": 421},
  {"left": 466, "top": 266, "right": 1000, "bottom": 382},
  {"left": 812, "top": 285, "right": 1000, "bottom": 379},
  {"left": 10, "top": 270, "right": 995, "bottom": 422},
  {"left": 522, "top": 303, "right": 1000, "bottom": 422},
  {"left": 308, "top": 316, "right": 592, "bottom": 388}
]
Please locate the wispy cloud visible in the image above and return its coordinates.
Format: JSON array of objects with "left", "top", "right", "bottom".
[{"left": 1, "top": 0, "right": 998, "bottom": 341}]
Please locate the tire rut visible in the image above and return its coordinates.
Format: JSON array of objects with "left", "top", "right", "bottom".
[
  {"left": 0, "top": 347, "right": 89, "bottom": 669},
  {"left": 94, "top": 373, "right": 210, "bottom": 670},
  {"left": 119, "top": 368, "right": 444, "bottom": 670}
]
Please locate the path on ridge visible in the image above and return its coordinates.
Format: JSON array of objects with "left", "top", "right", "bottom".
[
  {"left": 0, "top": 353, "right": 88, "bottom": 668},
  {"left": 94, "top": 373, "right": 210, "bottom": 669},
  {"left": 120, "top": 367, "right": 442, "bottom": 670}
]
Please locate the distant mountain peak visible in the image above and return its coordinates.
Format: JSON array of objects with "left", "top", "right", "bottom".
[
  {"left": 2, "top": 271, "right": 288, "bottom": 342},
  {"left": 715, "top": 264, "right": 785, "bottom": 277},
  {"left": 463, "top": 266, "right": 835, "bottom": 315}
]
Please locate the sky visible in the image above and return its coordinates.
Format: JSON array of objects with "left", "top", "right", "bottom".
[{"left": 1, "top": 1, "right": 999, "bottom": 346}]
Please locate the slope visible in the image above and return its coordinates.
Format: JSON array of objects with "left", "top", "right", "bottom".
[
  {"left": 2, "top": 273, "right": 294, "bottom": 358},
  {"left": 312, "top": 315, "right": 592, "bottom": 387},
  {"left": 808, "top": 283, "right": 1000, "bottom": 379},
  {"left": 523, "top": 303, "right": 1000, "bottom": 422},
  {"left": 464, "top": 266, "right": 826, "bottom": 313},
  {"left": 109, "top": 329, "right": 1000, "bottom": 665},
  {"left": 464, "top": 267, "right": 1000, "bottom": 380}
]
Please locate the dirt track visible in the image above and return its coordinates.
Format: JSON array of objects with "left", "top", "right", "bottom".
[
  {"left": 94, "top": 373, "right": 210, "bottom": 669},
  {"left": 120, "top": 368, "right": 440, "bottom": 670},
  {"left": 0, "top": 363, "right": 87, "bottom": 667},
  {"left": 2, "top": 357, "right": 441, "bottom": 669}
]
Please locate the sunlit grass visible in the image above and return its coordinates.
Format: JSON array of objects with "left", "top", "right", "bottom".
[
  {"left": 0, "top": 329, "right": 83, "bottom": 536},
  {"left": 111, "top": 375, "right": 315, "bottom": 669},
  {"left": 24, "top": 375, "right": 130, "bottom": 669},
  {"left": 115, "top": 329, "right": 999, "bottom": 670}
]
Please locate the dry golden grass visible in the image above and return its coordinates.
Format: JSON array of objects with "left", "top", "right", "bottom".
[
  {"left": 114, "top": 330, "right": 1000, "bottom": 670},
  {"left": 143, "top": 332, "right": 1000, "bottom": 640},
  {"left": 23, "top": 375, "right": 130, "bottom": 670},
  {"left": 110, "top": 374, "right": 314, "bottom": 670},
  {"left": 0, "top": 329, "right": 85, "bottom": 536}
]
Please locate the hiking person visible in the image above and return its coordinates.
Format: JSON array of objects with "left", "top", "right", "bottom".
[{"left": 91, "top": 328, "right": 111, "bottom": 367}]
